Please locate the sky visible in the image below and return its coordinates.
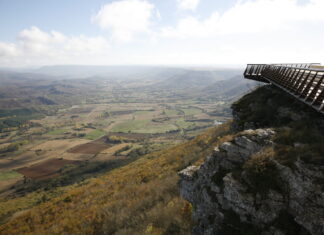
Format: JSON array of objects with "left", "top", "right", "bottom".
[{"left": 0, "top": 0, "right": 324, "bottom": 67}]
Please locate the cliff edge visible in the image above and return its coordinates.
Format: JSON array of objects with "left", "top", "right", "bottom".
[{"left": 179, "top": 85, "right": 324, "bottom": 235}]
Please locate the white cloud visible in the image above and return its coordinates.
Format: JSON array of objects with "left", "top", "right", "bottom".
[
  {"left": 0, "top": 42, "right": 19, "bottom": 57},
  {"left": 64, "top": 36, "right": 108, "bottom": 54},
  {"left": 162, "top": 0, "right": 324, "bottom": 38},
  {"left": 0, "top": 26, "right": 109, "bottom": 66},
  {"left": 177, "top": 0, "right": 200, "bottom": 11},
  {"left": 155, "top": 0, "right": 324, "bottom": 65},
  {"left": 92, "top": 0, "right": 155, "bottom": 42}
]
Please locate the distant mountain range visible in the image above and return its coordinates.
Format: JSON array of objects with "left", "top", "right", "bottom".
[
  {"left": 1, "top": 65, "right": 242, "bottom": 80},
  {"left": 200, "top": 75, "right": 258, "bottom": 99},
  {"left": 0, "top": 66, "right": 259, "bottom": 108}
]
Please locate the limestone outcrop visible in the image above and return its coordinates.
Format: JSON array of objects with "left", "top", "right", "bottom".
[{"left": 179, "top": 128, "right": 324, "bottom": 235}]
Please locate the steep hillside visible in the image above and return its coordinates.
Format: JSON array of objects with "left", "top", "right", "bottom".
[
  {"left": 0, "top": 122, "right": 232, "bottom": 234},
  {"left": 179, "top": 85, "right": 324, "bottom": 235}
]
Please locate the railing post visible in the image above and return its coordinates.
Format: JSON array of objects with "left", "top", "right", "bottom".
[
  {"left": 285, "top": 69, "right": 301, "bottom": 90},
  {"left": 292, "top": 70, "right": 307, "bottom": 92},
  {"left": 311, "top": 88, "right": 324, "bottom": 111},
  {"left": 300, "top": 72, "right": 318, "bottom": 99},
  {"left": 291, "top": 70, "right": 306, "bottom": 90},
  {"left": 295, "top": 71, "right": 312, "bottom": 94},
  {"left": 306, "top": 73, "right": 324, "bottom": 102},
  {"left": 248, "top": 64, "right": 254, "bottom": 75}
]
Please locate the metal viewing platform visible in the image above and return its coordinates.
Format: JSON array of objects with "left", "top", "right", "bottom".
[{"left": 244, "top": 63, "right": 324, "bottom": 114}]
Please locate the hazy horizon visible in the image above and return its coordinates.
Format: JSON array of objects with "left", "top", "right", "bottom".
[{"left": 0, "top": 63, "right": 246, "bottom": 70}]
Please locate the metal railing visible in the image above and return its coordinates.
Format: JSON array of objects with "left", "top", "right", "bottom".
[
  {"left": 244, "top": 63, "right": 324, "bottom": 114},
  {"left": 270, "top": 63, "right": 320, "bottom": 68}
]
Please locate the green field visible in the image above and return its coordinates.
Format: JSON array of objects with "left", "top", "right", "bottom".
[
  {"left": 134, "top": 123, "right": 178, "bottom": 134},
  {"left": 164, "top": 109, "right": 180, "bottom": 116},
  {"left": 47, "top": 129, "right": 69, "bottom": 135},
  {"left": 0, "top": 170, "right": 22, "bottom": 181},
  {"left": 133, "top": 110, "right": 153, "bottom": 116},
  {"left": 176, "top": 118, "right": 195, "bottom": 129},
  {"left": 111, "top": 120, "right": 150, "bottom": 133},
  {"left": 181, "top": 108, "right": 202, "bottom": 116},
  {"left": 111, "top": 119, "right": 178, "bottom": 133},
  {"left": 85, "top": 129, "right": 106, "bottom": 140}
]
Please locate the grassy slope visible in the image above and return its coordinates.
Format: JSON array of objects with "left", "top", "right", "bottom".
[{"left": 0, "top": 122, "right": 232, "bottom": 235}]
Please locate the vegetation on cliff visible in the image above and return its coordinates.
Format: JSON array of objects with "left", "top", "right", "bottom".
[{"left": 233, "top": 85, "right": 323, "bottom": 183}]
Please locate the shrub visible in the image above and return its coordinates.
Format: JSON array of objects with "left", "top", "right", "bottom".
[
  {"left": 114, "top": 145, "right": 131, "bottom": 156},
  {"left": 106, "top": 135, "right": 127, "bottom": 144},
  {"left": 0, "top": 140, "right": 28, "bottom": 154},
  {"left": 243, "top": 148, "right": 281, "bottom": 195}
]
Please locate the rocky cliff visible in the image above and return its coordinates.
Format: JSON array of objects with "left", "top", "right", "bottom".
[{"left": 179, "top": 85, "right": 324, "bottom": 235}]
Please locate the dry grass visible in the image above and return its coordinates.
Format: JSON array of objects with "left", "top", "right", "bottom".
[{"left": 0, "top": 122, "right": 232, "bottom": 234}]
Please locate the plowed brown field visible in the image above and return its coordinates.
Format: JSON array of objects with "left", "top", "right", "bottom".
[{"left": 17, "top": 158, "right": 79, "bottom": 180}]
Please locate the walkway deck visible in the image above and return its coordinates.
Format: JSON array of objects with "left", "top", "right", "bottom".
[{"left": 244, "top": 63, "right": 324, "bottom": 114}]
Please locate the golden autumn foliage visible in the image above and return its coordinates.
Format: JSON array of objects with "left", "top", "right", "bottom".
[{"left": 0, "top": 122, "right": 232, "bottom": 235}]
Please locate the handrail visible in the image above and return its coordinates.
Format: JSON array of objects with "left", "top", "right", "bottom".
[
  {"left": 243, "top": 63, "right": 324, "bottom": 114},
  {"left": 246, "top": 63, "right": 324, "bottom": 72},
  {"left": 270, "top": 65, "right": 324, "bottom": 72},
  {"left": 271, "top": 63, "right": 320, "bottom": 68}
]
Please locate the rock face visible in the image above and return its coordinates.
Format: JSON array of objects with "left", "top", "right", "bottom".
[
  {"left": 179, "top": 129, "right": 324, "bottom": 235},
  {"left": 230, "top": 85, "right": 320, "bottom": 132}
]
